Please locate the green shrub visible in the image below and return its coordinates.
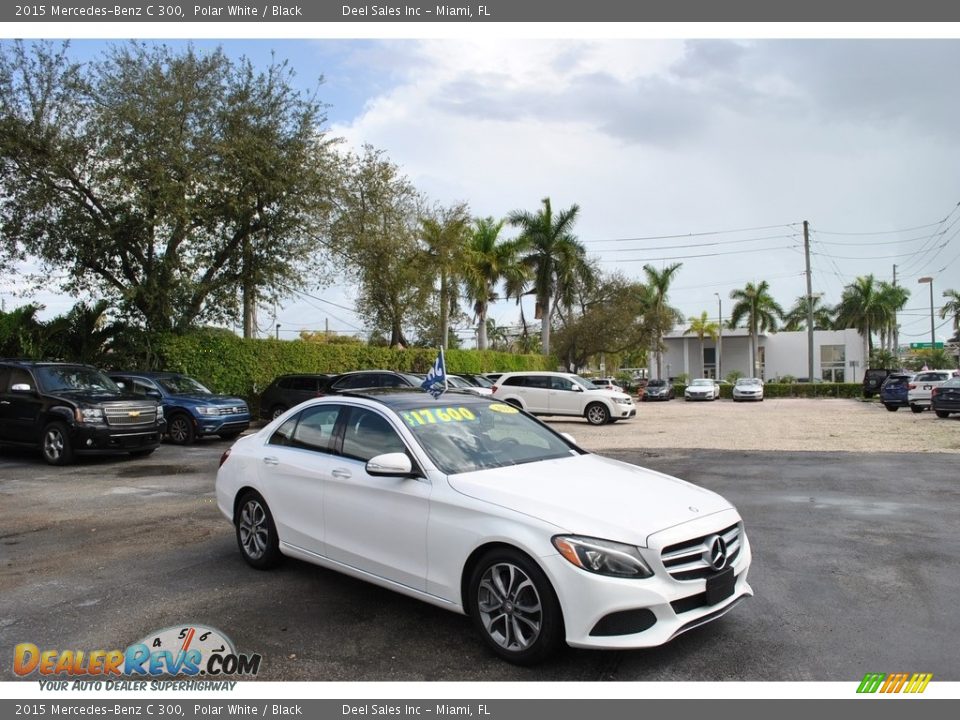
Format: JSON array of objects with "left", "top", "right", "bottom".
[{"left": 157, "top": 331, "right": 554, "bottom": 413}]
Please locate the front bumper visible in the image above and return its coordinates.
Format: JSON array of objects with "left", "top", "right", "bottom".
[
  {"left": 685, "top": 392, "right": 715, "bottom": 401},
  {"left": 195, "top": 415, "right": 251, "bottom": 437},
  {"left": 541, "top": 513, "right": 753, "bottom": 649},
  {"left": 733, "top": 391, "right": 762, "bottom": 401},
  {"left": 72, "top": 423, "right": 164, "bottom": 454}
]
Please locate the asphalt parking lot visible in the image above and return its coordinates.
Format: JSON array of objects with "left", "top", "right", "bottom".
[{"left": 2, "top": 408, "right": 959, "bottom": 682}]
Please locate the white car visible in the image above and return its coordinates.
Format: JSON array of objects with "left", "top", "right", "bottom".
[
  {"left": 593, "top": 377, "right": 624, "bottom": 393},
  {"left": 684, "top": 378, "right": 721, "bottom": 401},
  {"left": 908, "top": 370, "right": 959, "bottom": 412},
  {"left": 491, "top": 371, "right": 635, "bottom": 425},
  {"left": 216, "top": 390, "right": 753, "bottom": 665},
  {"left": 447, "top": 374, "right": 493, "bottom": 396},
  {"left": 732, "top": 377, "right": 764, "bottom": 402}
]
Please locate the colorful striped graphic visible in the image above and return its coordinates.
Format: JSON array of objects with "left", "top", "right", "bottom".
[{"left": 857, "top": 672, "right": 933, "bottom": 694}]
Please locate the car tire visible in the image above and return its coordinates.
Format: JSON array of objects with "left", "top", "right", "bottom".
[
  {"left": 935, "top": 410, "right": 950, "bottom": 418},
  {"left": 41, "top": 422, "right": 75, "bottom": 466},
  {"left": 467, "top": 547, "right": 565, "bottom": 666},
  {"left": 910, "top": 404, "right": 924, "bottom": 414},
  {"left": 235, "top": 491, "right": 283, "bottom": 570},
  {"left": 270, "top": 405, "right": 288, "bottom": 421},
  {"left": 585, "top": 402, "right": 610, "bottom": 425},
  {"left": 884, "top": 404, "right": 898, "bottom": 412},
  {"left": 167, "top": 413, "right": 196, "bottom": 445}
]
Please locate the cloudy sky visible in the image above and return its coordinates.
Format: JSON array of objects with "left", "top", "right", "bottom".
[{"left": 4, "top": 36, "right": 960, "bottom": 345}]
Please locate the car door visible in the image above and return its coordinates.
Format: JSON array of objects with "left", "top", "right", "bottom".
[
  {"left": 323, "top": 405, "right": 430, "bottom": 591},
  {"left": 258, "top": 404, "right": 343, "bottom": 557},
  {"left": 548, "top": 376, "right": 584, "bottom": 416},
  {"left": 1, "top": 367, "right": 44, "bottom": 443}
]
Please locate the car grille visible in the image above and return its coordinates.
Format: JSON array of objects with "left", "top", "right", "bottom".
[
  {"left": 215, "top": 405, "right": 248, "bottom": 416},
  {"left": 661, "top": 523, "right": 742, "bottom": 581},
  {"left": 104, "top": 403, "right": 159, "bottom": 427}
]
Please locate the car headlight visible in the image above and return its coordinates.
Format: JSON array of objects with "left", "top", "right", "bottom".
[
  {"left": 614, "top": 397, "right": 633, "bottom": 405},
  {"left": 76, "top": 408, "right": 105, "bottom": 424},
  {"left": 552, "top": 536, "right": 653, "bottom": 578},
  {"left": 196, "top": 406, "right": 220, "bottom": 416}
]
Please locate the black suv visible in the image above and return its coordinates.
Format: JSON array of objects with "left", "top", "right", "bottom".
[
  {"left": 863, "top": 368, "right": 893, "bottom": 398},
  {"left": 0, "top": 361, "right": 165, "bottom": 465},
  {"left": 258, "top": 373, "right": 333, "bottom": 421}
]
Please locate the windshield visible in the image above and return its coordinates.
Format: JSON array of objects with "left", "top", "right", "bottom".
[
  {"left": 463, "top": 375, "right": 494, "bottom": 388},
  {"left": 691, "top": 379, "right": 714, "bottom": 386},
  {"left": 157, "top": 375, "right": 212, "bottom": 395},
  {"left": 447, "top": 376, "right": 472, "bottom": 389},
  {"left": 398, "top": 401, "right": 579, "bottom": 474},
  {"left": 570, "top": 375, "right": 599, "bottom": 390},
  {"left": 736, "top": 378, "right": 762, "bottom": 386},
  {"left": 648, "top": 380, "right": 667, "bottom": 388},
  {"left": 35, "top": 366, "right": 121, "bottom": 394}
]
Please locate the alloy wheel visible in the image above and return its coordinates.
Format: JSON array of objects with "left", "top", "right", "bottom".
[
  {"left": 477, "top": 562, "right": 543, "bottom": 652},
  {"left": 238, "top": 499, "right": 269, "bottom": 561}
]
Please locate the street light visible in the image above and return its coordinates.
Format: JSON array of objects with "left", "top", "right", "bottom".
[
  {"left": 714, "top": 292, "right": 722, "bottom": 380},
  {"left": 918, "top": 277, "right": 935, "bottom": 350},
  {"left": 275, "top": 323, "right": 281, "bottom": 340}
]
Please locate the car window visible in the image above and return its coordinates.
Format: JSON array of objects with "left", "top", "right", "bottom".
[
  {"left": 398, "top": 401, "right": 578, "bottom": 474},
  {"left": 292, "top": 377, "right": 318, "bottom": 392},
  {"left": 277, "top": 377, "right": 295, "bottom": 390},
  {"left": 268, "top": 416, "right": 299, "bottom": 446},
  {"left": 503, "top": 375, "right": 527, "bottom": 387},
  {"left": 341, "top": 407, "right": 408, "bottom": 463},
  {"left": 4, "top": 368, "right": 32, "bottom": 391},
  {"left": 120, "top": 378, "right": 159, "bottom": 397},
  {"left": 291, "top": 405, "right": 340, "bottom": 452},
  {"left": 156, "top": 375, "right": 211, "bottom": 395},
  {"left": 333, "top": 374, "right": 374, "bottom": 390},
  {"left": 378, "top": 373, "right": 408, "bottom": 388},
  {"left": 551, "top": 376, "right": 577, "bottom": 391},
  {"left": 34, "top": 366, "right": 119, "bottom": 393}
]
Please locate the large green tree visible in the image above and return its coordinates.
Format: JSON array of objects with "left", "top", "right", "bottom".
[
  {"left": 835, "top": 275, "right": 907, "bottom": 364},
  {"left": 783, "top": 295, "right": 835, "bottom": 332},
  {"left": 939, "top": 288, "right": 960, "bottom": 339},
  {"left": 462, "top": 217, "right": 527, "bottom": 351},
  {"left": 642, "top": 262, "right": 684, "bottom": 379},
  {"left": 328, "top": 146, "right": 427, "bottom": 348},
  {"left": 419, "top": 203, "right": 470, "bottom": 350},
  {"left": 508, "top": 197, "right": 590, "bottom": 355},
  {"left": 729, "top": 280, "right": 785, "bottom": 378},
  {"left": 0, "top": 40, "right": 334, "bottom": 336}
]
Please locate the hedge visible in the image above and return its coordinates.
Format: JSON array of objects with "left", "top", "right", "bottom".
[
  {"left": 158, "top": 332, "right": 554, "bottom": 411},
  {"left": 671, "top": 382, "right": 864, "bottom": 399}
]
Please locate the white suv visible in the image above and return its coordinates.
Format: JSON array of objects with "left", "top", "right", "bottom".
[
  {"left": 491, "top": 371, "right": 636, "bottom": 425},
  {"left": 908, "top": 369, "right": 960, "bottom": 413}
]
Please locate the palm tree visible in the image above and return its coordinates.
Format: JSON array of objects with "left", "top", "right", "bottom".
[
  {"left": 508, "top": 197, "right": 588, "bottom": 355},
  {"left": 783, "top": 295, "right": 835, "bottom": 332},
  {"left": 835, "top": 275, "right": 902, "bottom": 364},
  {"left": 729, "top": 281, "right": 785, "bottom": 378},
  {"left": 642, "top": 263, "right": 684, "bottom": 379},
  {"left": 461, "top": 217, "right": 525, "bottom": 350},
  {"left": 875, "top": 282, "right": 909, "bottom": 354},
  {"left": 941, "top": 288, "right": 960, "bottom": 339},
  {"left": 684, "top": 311, "right": 720, "bottom": 377},
  {"left": 420, "top": 205, "right": 470, "bottom": 349}
]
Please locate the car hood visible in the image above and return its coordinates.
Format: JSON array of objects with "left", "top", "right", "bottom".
[
  {"left": 170, "top": 393, "right": 247, "bottom": 406},
  {"left": 446, "top": 454, "right": 732, "bottom": 546},
  {"left": 686, "top": 386, "right": 714, "bottom": 393},
  {"left": 588, "top": 389, "right": 632, "bottom": 401},
  {"left": 53, "top": 390, "right": 152, "bottom": 406}
]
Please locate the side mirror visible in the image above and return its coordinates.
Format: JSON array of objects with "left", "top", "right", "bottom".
[
  {"left": 11, "top": 383, "right": 33, "bottom": 393},
  {"left": 145, "top": 389, "right": 162, "bottom": 399},
  {"left": 572, "top": 385, "right": 583, "bottom": 392},
  {"left": 366, "top": 452, "right": 414, "bottom": 477},
  {"left": 115, "top": 381, "right": 126, "bottom": 389}
]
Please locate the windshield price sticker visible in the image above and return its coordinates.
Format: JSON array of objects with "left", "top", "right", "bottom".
[{"left": 401, "top": 407, "right": 477, "bottom": 427}]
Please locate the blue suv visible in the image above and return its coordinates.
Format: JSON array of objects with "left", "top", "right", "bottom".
[
  {"left": 109, "top": 371, "right": 250, "bottom": 444},
  {"left": 880, "top": 372, "right": 914, "bottom": 412}
]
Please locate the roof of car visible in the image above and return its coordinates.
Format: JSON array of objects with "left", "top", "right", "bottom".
[
  {"left": 109, "top": 371, "right": 182, "bottom": 378},
  {"left": 1, "top": 359, "right": 95, "bottom": 368},
  {"left": 336, "top": 388, "right": 493, "bottom": 410}
]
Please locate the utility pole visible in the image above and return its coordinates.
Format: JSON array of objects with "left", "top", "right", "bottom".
[
  {"left": 892, "top": 264, "right": 899, "bottom": 359},
  {"left": 804, "top": 220, "right": 815, "bottom": 382}
]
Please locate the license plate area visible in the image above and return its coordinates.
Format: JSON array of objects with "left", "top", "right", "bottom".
[{"left": 704, "top": 567, "right": 735, "bottom": 605}]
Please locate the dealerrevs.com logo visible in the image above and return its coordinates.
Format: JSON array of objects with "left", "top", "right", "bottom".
[
  {"left": 14, "top": 624, "right": 261, "bottom": 682},
  {"left": 857, "top": 672, "right": 933, "bottom": 694}
]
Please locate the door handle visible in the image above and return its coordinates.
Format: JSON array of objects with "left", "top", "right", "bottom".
[
  {"left": 331, "top": 468, "right": 352, "bottom": 479},
  {"left": 0, "top": 400, "right": 10, "bottom": 405},
  {"left": 263, "top": 456, "right": 280, "bottom": 466}
]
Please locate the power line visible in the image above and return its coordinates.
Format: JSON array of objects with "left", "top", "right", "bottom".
[
  {"left": 591, "top": 233, "right": 798, "bottom": 253},
  {"left": 596, "top": 243, "right": 800, "bottom": 264},
  {"left": 581, "top": 222, "right": 800, "bottom": 244},
  {"left": 810, "top": 218, "right": 953, "bottom": 236}
]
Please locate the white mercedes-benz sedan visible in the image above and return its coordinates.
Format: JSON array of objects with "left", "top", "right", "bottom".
[{"left": 216, "top": 389, "right": 752, "bottom": 664}]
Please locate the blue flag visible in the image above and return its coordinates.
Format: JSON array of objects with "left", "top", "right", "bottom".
[{"left": 421, "top": 348, "right": 447, "bottom": 398}]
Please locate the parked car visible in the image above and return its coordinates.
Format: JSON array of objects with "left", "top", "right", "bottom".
[
  {"left": 1, "top": 360, "right": 164, "bottom": 465},
  {"left": 732, "top": 377, "right": 764, "bottom": 402},
  {"left": 641, "top": 378, "right": 673, "bottom": 401},
  {"left": 684, "top": 378, "right": 720, "bottom": 401},
  {"left": 592, "top": 377, "right": 624, "bottom": 393},
  {"left": 457, "top": 373, "right": 496, "bottom": 390},
  {"left": 907, "top": 370, "right": 959, "bottom": 413},
  {"left": 108, "top": 371, "right": 250, "bottom": 445},
  {"left": 259, "top": 373, "right": 333, "bottom": 420},
  {"left": 862, "top": 368, "right": 894, "bottom": 398},
  {"left": 447, "top": 375, "right": 493, "bottom": 396},
  {"left": 879, "top": 372, "right": 914, "bottom": 412},
  {"left": 324, "top": 370, "right": 423, "bottom": 394},
  {"left": 483, "top": 373, "right": 504, "bottom": 383},
  {"left": 216, "top": 390, "right": 752, "bottom": 664},
  {"left": 491, "top": 371, "right": 636, "bottom": 425},
  {"left": 931, "top": 376, "right": 960, "bottom": 418}
]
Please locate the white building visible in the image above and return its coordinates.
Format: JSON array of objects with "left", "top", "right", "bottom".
[{"left": 652, "top": 327, "right": 866, "bottom": 383}]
